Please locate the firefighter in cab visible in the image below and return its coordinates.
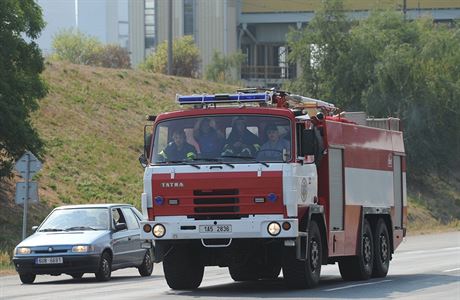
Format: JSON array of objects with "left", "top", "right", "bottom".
[
  {"left": 222, "top": 117, "right": 260, "bottom": 157},
  {"left": 159, "top": 129, "right": 196, "bottom": 161}
]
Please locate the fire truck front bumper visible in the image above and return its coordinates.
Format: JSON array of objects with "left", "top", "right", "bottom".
[{"left": 140, "top": 215, "right": 298, "bottom": 240}]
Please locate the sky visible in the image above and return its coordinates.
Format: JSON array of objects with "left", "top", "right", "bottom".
[{"left": 35, "top": 0, "right": 128, "bottom": 54}]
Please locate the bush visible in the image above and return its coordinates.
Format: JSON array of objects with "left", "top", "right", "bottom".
[
  {"left": 51, "top": 29, "right": 130, "bottom": 68},
  {"left": 51, "top": 29, "right": 102, "bottom": 65},
  {"left": 96, "top": 44, "right": 131, "bottom": 69},
  {"left": 140, "top": 36, "right": 200, "bottom": 78},
  {"left": 204, "top": 51, "right": 246, "bottom": 83}
]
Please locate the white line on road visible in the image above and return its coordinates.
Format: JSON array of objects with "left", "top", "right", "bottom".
[
  {"left": 443, "top": 267, "right": 460, "bottom": 273},
  {"left": 324, "top": 279, "right": 392, "bottom": 292},
  {"left": 397, "top": 247, "right": 460, "bottom": 256}
]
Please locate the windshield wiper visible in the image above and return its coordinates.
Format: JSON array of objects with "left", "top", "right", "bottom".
[
  {"left": 220, "top": 155, "right": 268, "bottom": 167},
  {"left": 65, "top": 226, "right": 97, "bottom": 231},
  {"left": 192, "top": 158, "right": 235, "bottom": 168},
  {"left": 167, "top": 160, "right": 200, "bottom": 169},
  {"left": 40, "top": 228, "right": 63, "bottom": 232}
]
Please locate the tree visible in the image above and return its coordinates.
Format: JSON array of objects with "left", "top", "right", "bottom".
[
  {"left": 204, "top": 51, "right": 245, "bottom": 83},
  {"left": 0, "top": 0, "right": 48, "bottom": 177},
  {"left": 140, "top": 36, "right": 201, "bottom": 78},
  {"left": 286, "top": 0, "right": 351, "bottom": 104},
  {"left": 287, "top": 1, "right": 460, "bottom": 174}
]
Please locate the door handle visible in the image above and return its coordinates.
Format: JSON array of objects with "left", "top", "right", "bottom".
[{"left": 128, "top": 237, "right": 132, "bottom": 241}]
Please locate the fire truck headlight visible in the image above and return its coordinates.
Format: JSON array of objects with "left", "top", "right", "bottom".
[
  {"left": 267, "top": 222, "right": 281, "bottom": 236},
  {"left": 153, "top": 224, "right": 166, "bottom": 238}
]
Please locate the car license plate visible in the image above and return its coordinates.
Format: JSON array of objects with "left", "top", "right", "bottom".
[
  {"left": 199, "top": 225, "right": 232, "bottom": 233},
  {"left": 35, "top": 257, "right": 63, "bottom": 264}
]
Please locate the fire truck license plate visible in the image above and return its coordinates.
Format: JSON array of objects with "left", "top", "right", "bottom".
[
  {"left": 35, "top": 257, "right": 63, "bottom": 264},
  {"left": 199, "top": 225, "right": 232, "bottom": 233}
]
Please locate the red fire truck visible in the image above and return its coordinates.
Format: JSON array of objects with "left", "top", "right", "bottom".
[{"left": 139, "top": 91, "right": 407, "bottom": 290}]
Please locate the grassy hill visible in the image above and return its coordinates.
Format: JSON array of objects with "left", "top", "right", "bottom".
[
  {"left": 0, "top": 61, "right": 234, "bottom": 254},
  {"left": 0, "top": 62, "right": 458, "bottom": 263}
]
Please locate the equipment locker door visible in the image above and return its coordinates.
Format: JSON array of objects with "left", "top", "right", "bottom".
[
  {"left": 329, "top": 148, "right": 344, "bottom": 230},
  {"left": 393, "top": 155, "right": 403, "bottom": 228}
]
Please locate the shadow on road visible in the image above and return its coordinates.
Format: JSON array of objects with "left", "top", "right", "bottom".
[
  {"left": 172, "top": 273, "right": 459, "bottom": 299},
  {"left": 32, "top": 274, "right": 162, "bottom": 285}
]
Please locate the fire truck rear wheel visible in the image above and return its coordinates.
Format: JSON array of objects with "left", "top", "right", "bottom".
[
  {"left": 282, "top": 220, "right": 322, "bottom": 289},
  {"left": 339, "top": 219, "right": 374, "bottom": 281},
  {"left": 372, "top": 218, "right": 390, "bottom": 277},
  {"left": 163, "top": 246, "right": 204, "bottom": 290}
]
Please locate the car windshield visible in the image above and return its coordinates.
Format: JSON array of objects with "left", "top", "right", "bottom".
[
  {"left": 150, "top": 115, "right": 292, "bottom": 164},
  {"left": 39, "top": 208, "right": 110, "bottom": 231}
]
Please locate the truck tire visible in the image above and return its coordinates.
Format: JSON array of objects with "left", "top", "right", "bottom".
[
  {"left": 282, "top": 220, "right": 322, "bottom": 289},
  {"left": 19, "top": 273, "right": 36, "bottom": 284},
  {"left": 95, "top": 251, "right": 112, "bottom": 282},
  {"left": 339, "top": 219, "right": 374, "bottom": 281},
  {"left": 163, "top": 246, "right": 204, "bottom": 290},
  {"left": 138, "top": 250, "right": 154, "bottom": 277},
  {"left": 372, "top": 218, "right": 390, "bottom": 277}
]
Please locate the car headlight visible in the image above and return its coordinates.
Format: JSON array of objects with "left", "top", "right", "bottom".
[
  {"left": 267, "top": 222, "right": 281, "bottom": 236},
  {"left": 152, "top": 224, "right": 166, "bottom": 238},
  {"left": 16, "top": 247, "right": 31, "bottom": 255},
  {"left": 72, "top": 245, "right": 94, "bottom": 253}
]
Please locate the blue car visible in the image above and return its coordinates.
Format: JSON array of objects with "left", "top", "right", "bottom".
[{"left": 13, "top": 204, "right": 154, "bottom": 284}]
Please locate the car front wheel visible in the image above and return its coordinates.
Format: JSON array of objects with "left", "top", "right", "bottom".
[
  {"left": 19, "top": 273, "right": 36, "bottom": 284},
  {"left": 95, "top": 252, "right": 112, "bottom": 282},
  {"left": 138, "top": 250, "right": 154, "bottom": 277}
]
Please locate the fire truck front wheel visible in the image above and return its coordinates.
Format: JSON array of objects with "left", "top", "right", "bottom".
[
  {"left": 163, "top": 246, "right": 204, "bottom": 290},
  {"left": 338, "top": 219, "right": 374, "bottom": 281},
  {"left": 282, "top": 220, "right": 322, "bottom": 289}
]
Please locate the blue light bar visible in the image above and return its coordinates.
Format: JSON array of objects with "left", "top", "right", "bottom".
[{"left": 176, "top": 93, "right": 270, "bottom": 105}]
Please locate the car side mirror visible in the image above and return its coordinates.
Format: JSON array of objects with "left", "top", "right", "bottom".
[
  {"left": 115, "top": 223, "right": 127, "bottom": 231},
  {"left": 139, "top": 154, "right": 148, "bottom": 168},
  {"left": 31, "top": 226, "right": 39, "bottom": 232}
]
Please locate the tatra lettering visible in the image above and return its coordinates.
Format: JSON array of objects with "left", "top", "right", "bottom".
[{"left": 161, "top": 182, "right": 184, "bottom": 188}]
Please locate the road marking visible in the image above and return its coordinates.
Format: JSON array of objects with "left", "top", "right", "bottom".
[
  {"left": 324, "top": 279, "right": 392, "bottom": 292},
  {"left": 443, "top": 267, "right": 460, "bottom": 273},
  {"left": 398, "top": 247, "right": 460, "bottom": 256}
]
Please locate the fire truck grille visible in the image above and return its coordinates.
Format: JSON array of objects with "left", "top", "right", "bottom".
[
  {"left": 194, "top": 206, "right": 240, "bottom": 213},
  {"left": 193, "top": 197, "right": 238, "bottom": 205},
  {"left": 193, "top": 189, "right": 238, "bottom": 196},
  {"left": 188, "top": 214, "right": 249, "bottom": 220},
  {"left": 192, "top": 189, "right": 241, "bottom": 216}
]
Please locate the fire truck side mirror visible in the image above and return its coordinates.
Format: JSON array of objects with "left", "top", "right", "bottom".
[
  {"left": 139, "top": 154, "right": 148, "bottom": 168},
  {"left": 144, "top": 125, "right": 154, "bottom": 161},
  {"left": 301, "top": 129, "right": 316, "bottom": 156}
]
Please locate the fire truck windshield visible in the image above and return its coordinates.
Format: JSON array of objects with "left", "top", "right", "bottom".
[{"left": 151, "top": 115, "right": 292, "bottom": 164}]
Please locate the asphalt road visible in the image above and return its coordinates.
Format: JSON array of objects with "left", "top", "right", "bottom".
[{"left": 1, "top": 231, "right": 459, "bottom": 300}]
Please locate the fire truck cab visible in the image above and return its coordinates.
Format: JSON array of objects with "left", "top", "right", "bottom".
[{"left": 139, "top": 91, "right": 407, "bottom": 290}]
